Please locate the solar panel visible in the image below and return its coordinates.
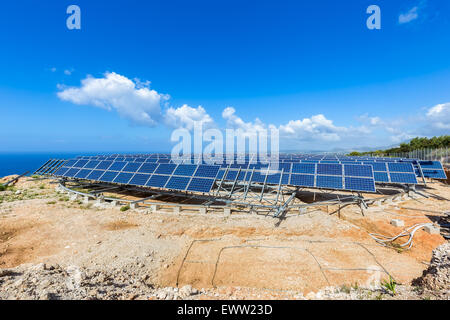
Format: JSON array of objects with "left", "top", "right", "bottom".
[
  {"left": 113, "top": 173, "right": 133, "bottom": 184},
  {"left": 173, "top": 164, "right": 197, "bottom": 176},
  {"left": 75, "top": 169, "right": 93, "bottom": 179},
  {"left": 63, "top": 168, "right": 80, "bottom": 177},
  {"left": 122, "top": 162, "right": 142, "bottom": 173},
  {"left": 96, "top": 161, "right": 113, "bottom": 170},
  {"left": 138, "top": 163, "right": 158, "bottom": 174},
  {"left": 129, "top": 174, "right": 151, "bottom": 186},
  {"left": 165, "top": 176, "right": 191, "bottom": 191},
  {"left": 99, "top": 171, "right": 119, "bottom": 182},
  {"left": 194, "top": 165, "right": 220, "bottom": 178},
  {"left": 421, "top": 169, "right": 447, "bottom": 179},
  {"left": 154, "top": 163, "right": 177, "bottom": 175},
  {"left": 109, "top": 161, "right": 127, "bottom": 171},
  {"left": 83, "top": 160, "right": 100, "bottom": 169},
  {"left": 316, "top": 175, "right": 343, "bottom": 189},
  {"left": 388, "top": 162, "right": 414, "bottom": 173},
  {"left": 344, "top": 164, "right": 372, "bottom": 178},
  {"left": 290, "top": 174, "right": 315, "bottom": 187},
  {"left": 86, "top": 170, "right": 105, "bottom": 181},
  {"left": 389, "top": 173, "right": 418, "bottom": 184},
  {"left": 374, "top": 172, "right": 389, "bottom": 182},
  {"left": 291, "top": 163, "right": 315, "bottom": 174},
  {"left": 317, "top": 164, "right": 342, "bottom": 175},
  {"left": 73, "top": 160, "right": 89, "bottom": 168},
  {"left": 146, "top": 174, "right": 170, "bottom": 188},
  {"left": 344, "top": 177, "right": 376, "bottom": 192},
  {"left": 54, "top": 167, "right": 70, "bottom": 176},
  {"left": 187, "top": 178, "right": 215, "bottom": 193}
]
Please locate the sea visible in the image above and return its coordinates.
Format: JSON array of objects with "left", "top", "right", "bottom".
[{"left": 0, "top": 152, "right": 162, "bottom": 178}]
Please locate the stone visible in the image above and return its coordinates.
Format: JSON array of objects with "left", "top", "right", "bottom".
[
  {"left": 179, "top": 285, "right": 198, "bottom": 297},
  {"left": 390, "top": 219, "right": 405, "bottom": 227}
]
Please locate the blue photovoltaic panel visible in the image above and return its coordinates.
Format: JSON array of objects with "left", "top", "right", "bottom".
[
  {"left": 109, "top": 161, "right": 127, "bottom": 171},
  {"left": 146, "top": 174, "right": 170, "bottom": 188},
  {"left": 96, "top": 161, "right": 113, "bottom": 170},
  {"left": 138, "top": 163, "right": 158, "bottom": 174},
  {"left": 99, "top": 171, "right": 119, "bottom": 182},
  {"left": 86, "top": 170, "right": 105, "bottom": 180},
  {"left": 225, "top": 170, "right": 238, "bottom": 180},
  {"left": 390, "top": 173, "right": 418, "bottom": 184},
  {"left": 64, "top": 160, "right": 78, "bottom": 167},
  {"left": 317, "top": 164, "right": 342, "bottom": 176},
  {"left": 73, "top": 160, "right": 89, "bottom": 168},
  {"left": 316, "top": 175, "right": 343, "bottom": 189},
  {"left": 388, "top": 162, "right": 413, "bottom": 173},
  {"left": 122, "top": 162, "right": 142, "bottom": 173},
  {"left": 145, "top": 158, "right": 157, "bottom": 163},
  {"left": 265, "top": 173, "right": 282, "bottom": 185},
  {"left": 422, "top": 169, "right": 447, "bottom": 179},
  {"left": 419, "top": 161, "right": 443, "bottom": 169},
  {"left": 194, "top": 165, "right": 220, "bottom": 178},
  {"left": 165, "top": 176, "right": 191, "bottom": 191},
  {"left": 63, "top": 168, "right": 79, "bottom": 177},
  {"left": 54, "top": 167, "right": 70, "bottom": 176},
  {"left": 291, "top": 163, "right": 315, "bottom": 174},
  {"left": 374, "top": 172, "right": 389, "bottom": 182},
  {"left": 216, "top": 170, "right": 225, "bottom": 180},
  {"left": 173, "top": 164, "right": 197, "bottom": 176},
  {"left": 83, "top": 160, "right": 100, "bottom": 169},
  {"left": 154, "top": 163, "right": 177, "bottom": 175},
  {"left": 75, "top": 169, "right": 92, "bottom": 179},
  {"left": 251, "top": 171, "right": 267, "bottom": 183},
  {"left": 366, "top": 162, "right": 387, "bottom": 172},
  {"left": 187, "top": 178, "right": 215, "bottom": 193},
  {"left": 290, "top": 174, "right": 315, "bottom": 187},
  {"left": 344, "top": 164, "right": 373, "bottom": 178},
  {"left": 129, "top": 174, "right": 151, "bottom": 186},
  {"left": 113, "top": 172, "right": 133, "bottom": 184},
  {"left": 344, "top": 177, "right": 376, "bottom": 192}
]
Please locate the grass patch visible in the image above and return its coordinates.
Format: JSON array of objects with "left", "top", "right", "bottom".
[
  {"left": 0, "top": 185, "right": 6, "bottom": 192},
  {"left": 120, "top": 204, "right": 130, "bottom": 212},
  {"left": 47, "top": 201, "right": 56, "bottom": 205},
  {"left": 382, "top": 276, "right": 397, "bottom": 296}
]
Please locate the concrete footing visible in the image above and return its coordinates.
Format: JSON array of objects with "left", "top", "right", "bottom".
[
  {"left": 299, "top": 207, "right": 307, "bottom": 215},
  {"left": 82, "top": 196, "right": 90, "bottom": 204},
  {"left": 390, "top": 219, "right": 405, "bottom": 227},
  {"left": 224, "top": 208, "right": 231, "bottom": 216},
  {"left": 199, "top": 207, "right": 207, "bottom": 215},
  {"left": 151, "top": 204, "right": 160, "bottom": 213},
  {"left": 70, "top": 194, "right": 79, "bottom": 201},
  {"left": 173, "top": 206, "right": 180, "bottom": 214},
  {"left": 130, "top": 202, "right": 138, "bottom": 210},
  {"left": 423, "top": 225, "right": 440, "bottom": 235}
]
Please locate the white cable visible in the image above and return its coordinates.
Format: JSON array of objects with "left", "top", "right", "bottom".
[{"left": 368, "top": 223, "right": 433, "bottom": 250}]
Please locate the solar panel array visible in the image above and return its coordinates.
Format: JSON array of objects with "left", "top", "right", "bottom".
[
  {"left": 33, "top": 159, "right": 66, "bottom": 175},
  {"left": 36, "top": 153, "right": 447, "bottom": 196},
  {"left": 52, "top": 159, "right": 220, "bottom": 193},
  {"left": 418, "top": 161, "right": 447, "bottom": 179}
]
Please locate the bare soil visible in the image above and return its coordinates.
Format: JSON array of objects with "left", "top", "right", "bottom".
[{"left": 0, "top": 175, "right": 449, "bottom": 300}]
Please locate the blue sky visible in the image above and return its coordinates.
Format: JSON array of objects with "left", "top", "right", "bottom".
[{"left": 0, "top": 0, "right": 449, "bottom": 152}]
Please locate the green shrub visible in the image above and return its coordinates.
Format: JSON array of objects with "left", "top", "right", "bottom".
[
  {"left": 382, "top": 276, "right": 397, "bottom": 295},
  {"left": 0, "top": 185, "right": 6, "bottom": 192},
  {"left": 120, "top": 205, "right": 130, "bottom": 212}
]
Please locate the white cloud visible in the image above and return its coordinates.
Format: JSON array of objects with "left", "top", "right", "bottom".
[
  {"left": 165, "top": 104, "right": 214, "bottom": 130},
  {"left": 399, "top": 6, "right": 419, "bottom": 24},
  {"left": 425, "top": 102, "right": 450, "bottom": 130},
  {"left": 64, "top": 69, "right": 73, "bottom": 76},
  {"left": 222, "top": 107, "right": 266, "bottom": 134},
  {"left": 57, "top": 72, "right": 168, "bottom": 126}
]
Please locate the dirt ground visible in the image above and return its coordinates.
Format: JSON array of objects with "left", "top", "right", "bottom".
[{"left": 0, "top": 175, "right": 449, "bottom": 300}]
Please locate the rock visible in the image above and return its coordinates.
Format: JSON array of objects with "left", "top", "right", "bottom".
[
  {"left": 15, "top": 190, "right": 22, "bottom": 195},
  {"left": 0, "top": 269, "right": 14, "bottom": 277},
  {"left": 179, "top": 285, "right": 198, "bottom": 297}
]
